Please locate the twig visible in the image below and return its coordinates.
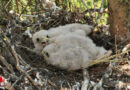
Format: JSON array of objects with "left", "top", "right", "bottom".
[
  {"left": 16, "top": 44, "right": 42, "bottom": 56},
  {"left": 97, "top": 50, "right": 112, "bottom": 60},
  {"left": 19, "top": 0, "right": 32, "bottom": 17},
  {"left": 17, "top": 54, "right": 28, "bottom": 66},
  {"left": 88, "top": 50, "right": 130, "bottom": 66},
  {"left": 0, "top": 65, "right": 11, "bottom": 77},
  {"left": 122, "top": 44, "right": 130, "bottom": 52},
  {"left": 9, "top": 75, "right": 23, "bottom": 90},
  {"left": 13, "top": 46, "right": 40, "bottom": 90},
  {"left": 93, "top": 62, "right": 115, "bottom": 90},
  {"left": 0, "top": 55, "right": 14, "bottom": 73},
  {"left": 81, "top": 69, "right": 91, "bottom": 90},
  {"left": 81, "top": 0, "right": 89, "bottom": 11},
  {"left": 0, "top": 31, "right": 40, "bottom": 90},
  {"left": 5, "top": 0, "right": 12, "bottom": 8},
  {"left": 15, "top": 0, "right": 19, "bottom": 13},
  {"left": 81, "top": 0, "right": 92, "bottom": 16},
  {"left": 84, "top": 8, "right": 108, "bottom": 13},
  {"left": 82, "top": 69, "right": 89, "bottom": 80},
  {"left": 94, "top": 0, "right": 104, "bottom": 27},
  {"left": 48, "top": 80, "right": 56, "bottom": 87}
]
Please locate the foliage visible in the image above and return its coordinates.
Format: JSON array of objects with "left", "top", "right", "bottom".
[
  {"left": 57, "top": 0, "right": 108, "bottom": 25},
  {"left": 0, "top": 0, "right": 108, "bottom": 28}
]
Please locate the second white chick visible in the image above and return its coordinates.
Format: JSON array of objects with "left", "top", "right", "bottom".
[
  {"left": 32, "top": 23, "right": 93, "bottom": 53},
  {"left": 48, "top": 23, "right": 93, "bottom": 38},
  {"left": 42, "top": 33, "right": 107, "bottom": 70}
]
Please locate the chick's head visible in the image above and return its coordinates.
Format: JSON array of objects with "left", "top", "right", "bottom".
[{"left": 32, "top": 30, "right": 54, "bottom": 53}]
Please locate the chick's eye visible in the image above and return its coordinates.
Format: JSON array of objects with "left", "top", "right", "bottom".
[
  {"left": 45, "top": 52, "right": 49, "bottom": 57},
  {"left": 46, "top": 35, "right": 50, "bottom": 38},
  {"left": 36, "top": 38, "right": 40, "bottom": 42}
]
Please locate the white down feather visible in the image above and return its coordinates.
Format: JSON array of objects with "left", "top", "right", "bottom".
[
  {"left": 32, "top": 23, "right": 108, "bottom": 70},
  {"left": 43, "top": 33, "right": 107, "bottom": 70},
  {"left": 32, "top": 23, "right": 93, "bottom": 53}
]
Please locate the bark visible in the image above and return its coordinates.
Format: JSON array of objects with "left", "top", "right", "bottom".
[{"left": 108, "top": 0, "right": 130, "bottom": 42}]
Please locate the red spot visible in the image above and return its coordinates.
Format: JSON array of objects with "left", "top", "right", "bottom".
[{"left": 0, "top": 77, "right": 3, "bottom": 83}]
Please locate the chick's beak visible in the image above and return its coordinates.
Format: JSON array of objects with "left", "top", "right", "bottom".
[{"left": 40, "top": 37, "right": 50, "bottom": 46}]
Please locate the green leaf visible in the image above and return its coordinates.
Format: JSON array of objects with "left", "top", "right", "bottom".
[
  {"left": 87, "top": 1, "right": 91, "bottom": 8},
  {"left": 102, "top": 0, "right": 107, "bottom": 9}
]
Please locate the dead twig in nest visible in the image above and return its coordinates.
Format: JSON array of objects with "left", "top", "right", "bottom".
[
  {"left": 0, "top": 55, "right": 14, "bottom": 73},
  {"left": 16, "top": 44, "right": 41, "bottom": 55},
  {"left": 9, "top": 74, "right": 23, "bottom": 90},
  {"left": 0, "top": 31, "right": 40, "bottom": 90},
  {"left": 88, "top": 50, "right": 130, "bottom": 66},
  {"left": 122, "top": 44, "right": 130, "bottom": 52}
]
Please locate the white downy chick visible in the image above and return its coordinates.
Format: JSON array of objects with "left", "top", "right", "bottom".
[
  {"left": 32, "top": 23, "right": 108, "bottom": 70},
  {"left": 42, "top": 33, "right": 107, "bottom": 70},
  {"left": 48, "top": 23, "right": 93, "bottom": 38},
  {"left": 32, "top": 30, "right": 49, "bottom": 53},
  {"left": 32, "top": 23, "right": 93, "bottom": 53}
]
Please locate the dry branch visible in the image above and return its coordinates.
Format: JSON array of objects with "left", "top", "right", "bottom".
[
  {"left": 88, "top": 50, "right": 130, "bottom": 66},
  {"left": 0, "top": 55, "right": 14, "bottom": 73},
  {"left": 0, "top": 31, "right": 40, "bottom": 90}
]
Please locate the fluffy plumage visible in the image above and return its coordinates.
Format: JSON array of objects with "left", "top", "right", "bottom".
[
  {"left": 43, "top": 33, "right": 107, "bottom": 70},
  {"left": 32, "top": 23, "right": 93, "bottom": 53},
  {"left": 32, "top": 23, "right": 107, "bottom": 70}
]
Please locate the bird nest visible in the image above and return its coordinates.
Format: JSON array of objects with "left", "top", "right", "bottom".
[{"left": 0, "top": 9, "right": 129, "bottom": 90}]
